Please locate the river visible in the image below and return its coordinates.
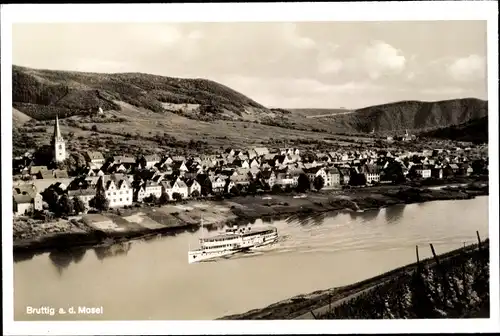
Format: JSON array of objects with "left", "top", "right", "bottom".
[{"left": 14, "top": 196, "right": 489, "bottom": 320}]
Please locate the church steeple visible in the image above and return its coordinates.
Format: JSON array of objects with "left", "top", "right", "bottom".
[
  {"left": 53, "top": 114, "right": 63, "bottom": 141},
  {"left": 52, "top": 114, "right": 66, "bottom": 163}
]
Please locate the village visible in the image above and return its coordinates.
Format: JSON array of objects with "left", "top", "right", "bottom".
[{"left": 13, "top": 115, "right": 489, "bottom": 220}]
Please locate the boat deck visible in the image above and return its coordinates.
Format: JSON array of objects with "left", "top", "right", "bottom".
[{"left": 201, "top": 226, "right": 276, "bottom": 242}]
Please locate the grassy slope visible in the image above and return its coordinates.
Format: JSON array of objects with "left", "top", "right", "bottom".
[{"left": 12, "top": 108, "right": 32, "bottom": 127}]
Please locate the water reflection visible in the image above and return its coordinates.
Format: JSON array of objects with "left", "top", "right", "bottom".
[
  {"left": 348, "top": 208, "right": 381, "bottom": 222},
  {"left": 94, "top": 242, "right": 132, "bottom": 261},
  {"left": 48, "top": 248, "right": 88, "bottom": 274},
  {"left": 14, "top": 251, "right": 36, "bottom": 263},
  {"left": 49, "top": 250, "right": 74, "bottom": 275},
  {"left": 385, "top": 204, "right": 406, "bottom": 224}
]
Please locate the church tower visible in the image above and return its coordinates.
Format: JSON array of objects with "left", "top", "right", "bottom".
[{"left": 52, "top": 115, "right": 66, "bottom": 163}]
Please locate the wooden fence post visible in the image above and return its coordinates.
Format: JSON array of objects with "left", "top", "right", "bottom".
[
  {"left": 416, "top": 245, "right": 421, "bottom": 273},
  {"left": 430, "top": 243, "right": 440, "bottom": 266},
  {"left": 476, "top": 231, "right": 482, "bottom": 250}
]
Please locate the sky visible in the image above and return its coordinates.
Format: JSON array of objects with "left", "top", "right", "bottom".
[{"left": 12, "top": 21, "right": 488, "bottom": 109}]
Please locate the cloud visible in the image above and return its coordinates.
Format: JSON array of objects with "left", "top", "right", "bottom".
[
  {"left": 447, "top": 54, "right": 486, "bottom": 82},
  {"left": 281, "top": 23, "right": 316, "bottom": 49},
  {"left": 316, "top": 43, "right": 343, "bottom": 74},
  {"left": 214, "top": 75, "right": 391, "bottom": 108},
  {"left": 126, "top": 24, "right": 183, "bottom": 47},
  {"left": 361, "top": 41, "right": 406, "bottom": 79}
]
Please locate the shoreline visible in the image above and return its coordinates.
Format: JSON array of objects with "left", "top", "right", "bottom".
[{"left": 13, "top": 178, "right": 488, "bottom": 256}]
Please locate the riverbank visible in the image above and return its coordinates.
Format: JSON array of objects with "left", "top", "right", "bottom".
[
  {"left": 13, "top": 178, "right": 488, "bottom": 255},
  {"left": 220, "top": 239, "right": 490, "bottom": 319}
]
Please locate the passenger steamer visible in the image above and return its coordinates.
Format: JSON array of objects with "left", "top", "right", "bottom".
[{"left": 188, "top": 219, "right": 278, "bottom": 264}]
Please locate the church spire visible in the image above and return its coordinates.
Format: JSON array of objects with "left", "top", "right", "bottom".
[{"left": 53, "top": 114, "right": 63, "bottom": 140}]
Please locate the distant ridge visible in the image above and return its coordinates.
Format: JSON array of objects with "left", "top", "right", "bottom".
[{"left": 325, "top": 98, "right": 488, "bottom": 133}]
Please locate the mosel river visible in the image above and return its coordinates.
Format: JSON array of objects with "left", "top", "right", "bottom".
[{"left": 14, "top": 196, "right": 489, "bottom": 320}]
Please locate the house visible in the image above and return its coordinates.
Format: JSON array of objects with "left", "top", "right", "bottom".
[
  {"left": 225, "top": 180, "right": 236, "bottom": 193},
  {"left": 324, "top": 167, "right": 341, "bottom": 188},
  {"left": 37, "top": 170, "right": 55, "bottom": 180},
  {"left": 140, "top": 154, "right": 161, "bottom": 169},
  {"left": 160, "top": 181, "right": 174, "bottom": 199},
  {"left": 143, "top": 181, "right": 162, "bottom": 200},
  {"left": 67, "top": 188, "right": 96, "bottom": 209},
  {"left": 134, "top": 185, "right": 146, "bottom": 203},
  {"left": 230, "top": 173, "right": 251, "bottom": 187},
  {"left": 96, "top": 174, "right": 133, "bottom": 208},
  {"left": 303, "top": 167, "right": 328, "bottom": 186},
  {"left": 171, "top": 177, "right": 189, "bottom": 199},
  {"left": 275, "top": 172, "right": 295, "bottom": 187},
  {"left": 431, "top": 167, "right": 444, "bottom": 179},
  {"left": 112, "top": 156, "right": 136, "bottom": 165},
  {"left": 224, "top": 149, "right": 236, "bottom": 157},
  {"left": 249, "top": 159, "right": 260, "bottom": 169},
  {"left": 208, "top": 175, "right": 226, "bottom": 194},
  {"left": 29, "top": 165, "right": 48, "bottom": 176},
  {"left": 337, "top": 168, "right": 351, "bottom": 185},
  {"left": 232, "top": 159, "right": 250, "bottom": 169},
  {"left": 84, "top": 151, "right": 105, "bottom": 169},
  {"left": 258, "top": 170, "right": 276, "bottom": 188},
  {"left": 186, "top": 179, "right": 201, "bottom": 197},
  {"left": 413, "top": 164, "right": 432, "bottom": 179},
  {"left": 171, "top": 160, "right": 189, "bottom": 175},
  {"left": 360, "top": 165, "right": 380, "bottom": 184},
  {"left": 459, "top": 163, "right": 474, "bottom": 176},
  {"left": 53, "top": 169, "right": 69, "bottom": 179},
  {"left": 13, "top": 185, "right": 43, "bottom": 216}
]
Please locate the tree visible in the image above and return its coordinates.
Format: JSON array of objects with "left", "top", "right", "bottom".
[
  {"left": 57, "top": 194, "right": 74, "bottom": 216},
  {"left": 313, "top": 175, "right": 325, "bottom": 191},
  {"left": 271, "top": 184, "right": 283, "bottom": 194},
  {"left": 247, "top": 181, "right": 257, "bottom": 194},
  {"left": 190, "top": 189, "right": 200, "bottom": 198},
  {"left": 471, "top": 159, "right": 486, "bottom": 175},
  {"left": 198, "top": 176, "right": 213, "bottom": 196},
  {"left": 296, "top": 173, "right": 311, "bottom": 193},
  {"left": 144, "top": 194, "right": 158, "bottom": 204},
  {"left": 230, "top": 186, "right": 240, "bottom": 196},
  {"left": 159, "top": 193, "right": 170, "bottom": 204},
  {"left": 349, "top": 173, "right": 367, "bottom": 186},
  {"left": 41, "top": 188, "right": 59, "bottom": 212},
  {"left": 382, "top": 160, "right": 406, "bottom": 184},
  {"left": 172, "top": 192, "right": 183, "bottom": 202},
  {"left": 90, "top": 192, "right": 109, "bottom": 211},
  {"left": 72, "top": 197, "right": 86, "bottom": 214}
]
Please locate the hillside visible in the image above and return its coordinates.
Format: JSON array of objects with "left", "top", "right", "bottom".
[
  {"left": 12, "top": 108, "right": 32, "bottom": 127},
  {"left": 12, "top": 65, "right": 281, "bottom": 122},
  {"left": 328, "top": 98, "right": 488, "bottom": 134},
  {"left": 420, "top": 116, "right": 488, "bottom": 144},
  {"left": 11, "top": 65, "right": 489, "bottom": 157}
]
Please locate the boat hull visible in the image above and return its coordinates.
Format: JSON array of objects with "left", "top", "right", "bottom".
[
  {"left": 188, "top": 235, "right": 278, "bottom": 264},
  {"left": 188, "top": 248, "right": 240, "bottom": 264}
]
